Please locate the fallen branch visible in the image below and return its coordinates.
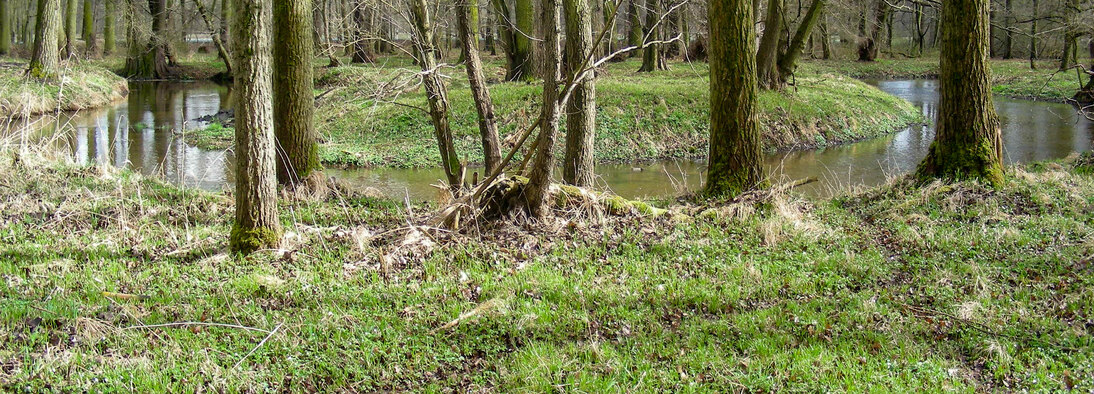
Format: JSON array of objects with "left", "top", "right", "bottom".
[
  {"left": 233, "top": 322, "right": 284, "bottom": 369},
  {"left": 123, "top": 322, "right": 272, "bottom": 334}
]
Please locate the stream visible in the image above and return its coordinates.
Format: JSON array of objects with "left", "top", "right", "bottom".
[{"left": 8, "top": 79, "right": 1093, "bottom": 200}]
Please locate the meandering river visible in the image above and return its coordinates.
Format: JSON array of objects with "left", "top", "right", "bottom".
[{"left": 8, "top": 79, "right": 1093, "bottom": 200}]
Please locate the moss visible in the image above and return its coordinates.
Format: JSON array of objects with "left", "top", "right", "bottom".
[{"left": 229, "top": 224, "right": 282, "bottom": 255}]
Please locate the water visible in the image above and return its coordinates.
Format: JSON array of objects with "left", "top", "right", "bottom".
[{"left": 9, "top": 79, "right": 1093, "bottom": 200}]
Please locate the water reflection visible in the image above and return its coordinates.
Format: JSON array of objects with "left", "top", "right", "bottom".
[{"left": 10, "top": 79, "right": 1094, "bottom": 200}]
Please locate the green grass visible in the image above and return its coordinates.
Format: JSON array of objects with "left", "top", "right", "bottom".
[
  {"left": 801, "top": 57, "right": 1083, "bottom": 101},
  {"left": 183, "top": 122, "right": 234, "bottom": 150},
  {"left": 195, "top": 58, "right": 921, "bottom": 168},
  {"left": 1, "top": 149, "right": 1092, "bottom": 391},
  {"left": 0, "top": 58, "right": 128, "bottom": 119}
]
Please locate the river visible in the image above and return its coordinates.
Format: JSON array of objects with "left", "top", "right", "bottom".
[{"left": 8, "top": 79, "right": 1092, "bottom": 200}]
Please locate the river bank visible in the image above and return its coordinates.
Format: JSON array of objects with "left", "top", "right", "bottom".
[
  {"left": 801, "top": 58, "right": 1081, "bottom": 102},
  {"left": 0, "top": 59, "right": 128, "bottom": 119},
  {"left": 188, "top": 58, "right": 923, "bottom": 168},
  {"left": 1, "top": 149, "right": 1091, "bottom": 391}
]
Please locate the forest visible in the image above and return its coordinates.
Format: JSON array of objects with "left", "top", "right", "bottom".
[{"left": 1, "top": 0, "right": 1094, "bottom": 390}]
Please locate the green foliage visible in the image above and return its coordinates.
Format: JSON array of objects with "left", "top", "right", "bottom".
[
  {"left": 185, "top": 122, "right": 235, "bottom": 150},
  {"left": 0, "top": 57, "right": 127, "bottom": 118}
]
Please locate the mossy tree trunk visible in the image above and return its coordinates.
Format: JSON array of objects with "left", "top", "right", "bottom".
[
  {"left": 509, "top": 0, "right": 533, "bottom": 80},
  {"left": 230, "top": 0, "right": 281, "bottom": 254},
  {"left": 819, "top": 8, "right": 830, "bottom": 59},
  {"left": 0, "top": 0, "right": 10, "bottom": 55},
  {"left": 456, "top": 0, "right": 478, "bottom": 63},
  {"left": 775, "top": 0, "right": 822, "bottom": 82},
  {"left": 755, "top": 0, "right": 782, "bottom": 89},
  {"left": 104, "top": 0, "right": 116, "bottom": 54},
  {"left": 857, "top": 0, "right": 886, "bottom": 62},
  {"left": 706, "top": 0, "right": 764, "bottom": 197},
  {"left": 915, "top": 0, "right": 1003, "bottom": 187},
  {"left": 28, "top": 0, "right": 61, "bottom": 79},
  {"left": 1029, "top": 0, "right": 1037, "bottom": 69},
  {"left": 124, "top": 0, "right": 173, "bottom": 78},
  {"left": 350, "top": 0, "right": 374, "bottom": 63},
  {"left": 491, "top": 0, "right": 517, "bottom": 75},
  {"left": 410, "top": 0, "right": 464, "bottom": 189},
  {"left": 64, "top": 0, "right": 76, "bottom": 59},
  {"left": 563, "top": 0, "right": 595, "bottom": 186},
  {"left": 83, "top": 0, "right": 97, "bottom": 56},
  {"left": 457, "top": 0, "right": 502, "bottom": 175},
  {"left": 524, "top": 0, "right": 560, "bottom": 218},
  {"left": 273, "top": 0, "right": 320, "bottom": 185},
  {"left": 601, "top": 0, "right": 616, "bottom": 56},
  {"left": 220, "top": 0, "right": 230, "bottom": 44},
  {"left": 626, "top": 0, "right": 641, "bottom": 56},
  {"left": 637, "top": 0, "right": 665, "bottom": 72}
]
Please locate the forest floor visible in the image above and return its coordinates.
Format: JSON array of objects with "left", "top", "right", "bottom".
[
  {"left": 2, "top": 147, "right": 1092, "bottom": 391},
  {"left": 802, "top": 57, "right": 1083, "bottom": 102},
  {"left": 188, "top": 57, "right": 923, "bottom": 168},
  {"left": 0, "top": 58, "right": 128, "bottom": 119}
]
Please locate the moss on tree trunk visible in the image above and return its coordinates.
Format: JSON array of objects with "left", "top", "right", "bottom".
[
  {"left": 706, "top": 0, "right": 765, "bottom": 197},
  {"left": 273, "top": 0, "right": 321, "bottom": 185},
  {"left": 563, "top": 0, "right": 596, "bottom": 186},
  {"left": 915, "top": 0, "right": 1004, "bottom": 186},
  {"left": 28, "top": 0, "right": 61, "bottom": 79}
]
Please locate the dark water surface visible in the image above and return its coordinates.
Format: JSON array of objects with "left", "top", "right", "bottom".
[{"left": 11, "top": 79, "right": 1093, "bottom": 200}]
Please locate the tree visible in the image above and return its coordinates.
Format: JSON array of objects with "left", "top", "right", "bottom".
[
  {"left": 0, "top": 0, "right": 10, "bottom": 55},
  {"left": 409, "top": 0, "right": 465, "bottom": 189},
  {"left": 626, "top": 0, "right": 642, "bottom": 55},
  {"left": 706, "top": 0, "right": 764, "bottom": 197},
  {"left": 104, "top": 0, "right": 116, "bottom": 54},
  {"left": 28, "top": 0, "right": 61, "bottom": 79},
  {"left": 776, "top": 0, "right": 824, "bottom": 81},
  {"left": 457, "top": 0, "right": 503, "bottom": 174},
  {"left": 755, "top": 0, "right": 782, "bottom": 88},
  {"left": 230, "top": 0, "right": 282, "bottom": 254},
  {"left": 124, "top": 0, "right": 173, "bottom": 78},
  {"left": 524, "top": 0, "right": 561, "bottom": 217},
  {"left": 563, "top": 0, "right": 595, "bottom": 185},
  {"left": 857, "top": 0, "right": 887, "bottom": 62},
  {"left": 273, "top": 0, "right": 320, "bottom": 185},
  {"left": 351, "top": 0, "right": 375, "bottom": 63},
  {"left": 193, "top": 0, "right": 233, "bottom": 75},
  {"left": 915, "top": 0, "right": 1003, "bottom": 186},
  {"left": 637, "top": 0, "right": 666, "bottom": 71},
  {"left": 83, "top": 0, "right": 98, "bottom": 56},
  {"left": 511, "top": 0, "right": 534, "bottom": 80},
  {"left": 65, "top": 0, "right": 77, "bottom": 58}
]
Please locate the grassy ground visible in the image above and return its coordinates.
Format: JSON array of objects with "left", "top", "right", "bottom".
[
  {"left": 190, "top": 57, "right": 922, "bottom": 168},
  {"left": 89, "top": 53, "right": 229, "bottom": 81},
  {"left": 0, "top": 58, "right": 128, "bottom": 119},
  {"left": 1, "top": 149, "right": 1092, "bottom": 391},
  {"left": 801, "top": 57, "right": 1084, "bottom": 102}
]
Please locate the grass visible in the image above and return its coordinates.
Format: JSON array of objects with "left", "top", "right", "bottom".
[
  {"left": 0, "top": 58, "right": 128, "bottom": 119},
  {"left": 800, "top": 57, "right": 1084, "bottom": 102},
  {"left": 189, "top": 57, "right": 922, "bottom": 168},
  {"left": 1, "top": 148, "right": 1092, "bottom": 391}
]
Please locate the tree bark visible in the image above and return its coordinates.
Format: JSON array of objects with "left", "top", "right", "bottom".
[
  {"left": 819, "top": 7, "right": 830, "bottom": 59},
  {"left": 230, "top": 0, "right": 281, "bottom": 254},
  {"left": 1029, "top": 0, "right": 1037, "bottom": 69},
  {"left": 1002, "top": 0, "right": 1012, "bottom": 59},
  {"left": 28, "top": 0, "right": 61, "bottom": 78},
  {"left": 510, "top": 0, "right": 534, "bottom": 80},
  {"left": 273, "top": 0, "right": 321, "bottom": 185},
  {"left": 706, "top": 0, "right": 763, "bottom": 197},
  {"left": 915, "top": 0, "right": 1003, "bottom": 187},
  {"left": 350, "top": 0, "right": 374, "bottom": 63},
  {"left": 64, "top": 0, "right": 76, "bottom": 59},
  {"left": 104, "top": 0, "right": 116, "bottom": 54},
  {"left": 857, "top": 0, "right": 886, "bottom": 61},
  {"left": 776, "top": 0, "right": 822, "bottom": 82},
  {"left": 457, "top": 0, "right": 502, "bottom": 174},
  {"left": 83, "top": 0, "right": 97, "bottom": 56},
  {"left": 124, "top": 0, "right": 173, "bottom": 78},
  {"left": 410, "top": 0, "right": 465, "bottom": 189},
  {"left": 563, "top": 0, "right": 595, "bottom": 186},
  {"left": 637, "top": 0, "right": 665, "bottom": 71},
  {"left": 755, "top": 0, "right": 782, "bottom": 89},
  {"left": 524, "top": 0, "right": 560, "bottom": 218},
  {"left": 0, "top": 0, "right": 9, "bottom": 55},
  {"left": 626, "top": 0, "right": 641, "bottom": 56}
]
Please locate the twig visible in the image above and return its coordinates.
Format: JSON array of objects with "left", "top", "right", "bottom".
[
  {"left": 233, "top": 322, "right": 284, "bottom": 369},
  {"left": 123, "top": 322, "right": 272, "bottom": 334}
]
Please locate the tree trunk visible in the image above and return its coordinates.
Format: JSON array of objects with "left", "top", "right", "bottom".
[
  {"left": 563, "top": 0, "right": 595, "bottom": 186},
  {"left": 857, "top": 0, "right": 885, "bottom": 61},
  {"left": 755, "top": 0, "right": 783, "bottom": 89},
  {"left": 484, "top": 0, "right": 495, "bottom": 54},
  {"left": 706, "top": 0, "right": 763, "bottom": 197},
  {"left": 510, "top": 0, "right": 534, "bottom": 80},
  {"left": 819, "top": 8, "right": 830, "bottom": 59},
  {"left": 456, "top": 0, "right": 478, "bottom": 63},
  {"left": 220, "top": 0, "right": 230, "bottom": 44},
  {"left": 64, "top": 0, "right": 76, "bottom": 59},
  {"left": 350, "top": 0, "right": 374, "bottom": 63},
  {"left": 124, "top": 0, "right": 172, "bottom": 78},
  {"left": 0, "top": 0, "right": 9, "bottom": 55},
  {"left": 273, "top": 0, "right": 320, "bottom": 185},
  {"left": 492, "top": 0, "right": 518, "bottom": 75},
  {"left": 601, "top": 0, "right": 616, "bottom": 56},
  {"left": 104, "top": 0, "right": 116, "bottom": 54},
  {"left": 524, "top": 0, "right": 560, "bottom": 218},
  {"left": 914, "top": 2, "right": 925, "bottom": 56},
  {"left": 915, "top": 0, "right": 1003, "bottom": 187},
  {"left": 637, "top": 0, "right": 664, "bottom": 72},
  {"left": 626, "top": 0, "right": 641, "bottom": 56},
  {"left": 83, "top": 0, "right": 97, "bottom": 56},
  {"left": 1002, "top": 0, "right": 1012, "bottom": 59},
  {"left": 28, "top": 0, "right": 61, "bottom": 79},
  {"left": 1029, "top": 0, "right": 1037, "bottom": 69},
  {"left": 410, "top": 0, "right": 465, "bottom": 190},
  {"left": 458, "top": 0, "right": 503, "bottom": 174},
  {"left": 776, "top": 0, "right": 822, "bottom": 82},
  {"left": 193, "top": 0, "right": 232, "bottom": 75},
  {"left": 230, "top": 0, "right": 281, "bottom": 254}
]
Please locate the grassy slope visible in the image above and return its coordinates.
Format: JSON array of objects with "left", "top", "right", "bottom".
[
  {"left": 801, "top": 57, "right": 1081, "bottom": 102},
  {"left": 191, "top": 58, "right": 921, "bottom": 168},
  {"left": 0, "top": 59, "right": 128, "bottom": 119},
  {"left": 1, "top": 151, "right": 1092, "bottom": 391}
]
